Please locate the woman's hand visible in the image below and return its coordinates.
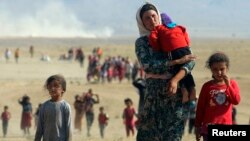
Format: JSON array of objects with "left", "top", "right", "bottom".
[
  {"left": 167, "top": 69, "right": 186, "bottom": 95},
  {"left": 170, "top": 54, "right": 196, "bottom": 66}
]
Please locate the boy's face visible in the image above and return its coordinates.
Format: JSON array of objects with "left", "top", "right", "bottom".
[
  {"left": 125, "top": 101, "right": 132, "bottom": 107},
  {"left": 47, "top": 80, "right": 64, "bottom": 101},
  {"left": 100, "top": 108, "right": 104, "bottom": 113}
]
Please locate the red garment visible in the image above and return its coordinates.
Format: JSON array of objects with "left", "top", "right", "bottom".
[
  {"left": 149, "top": 25, "right": 190, "bottom": 52},
  {"left": 21, "top": 112, "right": 32, "bottom": 129},
  {"left": 123, "top": 107, "right": 136, "bottom": 127},
  {"left": 98, "top": 113, "right": 108, "bottom": 125},
  {"left": 1, "top": 112, "right": 11, "bottom": 121},
  {"left": 195, "top": 79, "right": 240, "bottom": 134}
]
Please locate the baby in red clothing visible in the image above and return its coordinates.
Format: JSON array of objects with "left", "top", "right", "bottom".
[{"left": 149, "top": 12, "right": 196, "bottom": 103}]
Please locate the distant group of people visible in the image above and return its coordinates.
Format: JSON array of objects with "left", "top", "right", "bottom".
[
  {"left": 2, "top": 45, "right": 85, "bottom": 64},
  {"left": 73, "top": 88, "right": 100, "bottom": 137},
  {"left": 2, "top": 46, "right": 34, "bottom": 63},
  {"left": 59, "top": 47, "right": 85, "bottom": 67},
  {"left": 87, "top": 54, "right": 143, "bottom": 84},
  {"left": 74, "top": 89, "right": 113, "bottom": 138},
  {"left": 4, "top": 48, "right": 20, "bottom": 63},
  {"left": 73, "top": 88, "right": 138, "bottom": 139},
  {"left": 72, "top": 87, "right": 143, "bottom": 139},
  {"left": 32, "top": 74, "right": 137, "bottom": 140},
  {"left": 0, "top": 49, "right": 243, "bottom": 141},
  {"left": 1, "top": 75, "right": 139, "bottom": 139}
]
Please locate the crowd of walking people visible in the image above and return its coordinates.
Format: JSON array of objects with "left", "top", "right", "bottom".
[
  {"left": 0, "top": 2, "right": 246, "bottom": 140},
  {"left": 1, "top": 46, "right": 144, "bottom": 85}
]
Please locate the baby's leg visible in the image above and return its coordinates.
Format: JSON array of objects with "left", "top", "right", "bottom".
[
  {"left": 189, "top": 87, "right": 196, "bottom": 101},
  {"left": 181, "top": 87, "right": 189, "bottom": 103}
]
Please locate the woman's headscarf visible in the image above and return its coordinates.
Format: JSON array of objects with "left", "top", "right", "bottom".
[{"left": 136, "top": 3, "right": 161, "bottom": 37}]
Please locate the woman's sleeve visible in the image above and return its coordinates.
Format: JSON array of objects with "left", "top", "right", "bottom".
[
  {"left": 181, "top": 48, "right": 195, "bottom": 74},
  {"left": 226, "top": 80, "right": 240, "bottom": 105},
  {"left": 182, "top": 60, "right": 195, "bottom": 74},
  {"left": 135, "top": 38, "right": 169, "bottom": 74}
]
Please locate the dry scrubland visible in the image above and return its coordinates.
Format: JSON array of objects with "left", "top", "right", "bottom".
[{"left": 0, "top": 37, "right": 249, "bottom": 141}]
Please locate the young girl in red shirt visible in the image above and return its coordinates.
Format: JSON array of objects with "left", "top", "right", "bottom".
[
  {"left": 195, "top": 52, "right": 240, "bottom": 141},
  {"left": 123, "top": 98, "right": 136, "bottom": 137}
]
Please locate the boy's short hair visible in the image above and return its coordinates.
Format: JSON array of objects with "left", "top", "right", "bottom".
[
  {"left": 124, "top": 98, "right": 133, "bottom": 104},
  {"left": 45, "top": 74, "right": 66, "bottom": 91},
  {"left": 4, "top": 106, "right": 8, "bottom": 109},
  {"left": 99, "top": 106, "right": 104, "bottom": 110}
]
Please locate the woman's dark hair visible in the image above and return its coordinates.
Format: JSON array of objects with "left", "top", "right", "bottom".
[
  {"left": 206, "top": 52, "right": 230, "bottom": 69},
  {"left": 140, "top": 3, "right": 158, "bottom": 19},
  {"left": 44, "top": 74, "right": 66, "bottom": 91}
]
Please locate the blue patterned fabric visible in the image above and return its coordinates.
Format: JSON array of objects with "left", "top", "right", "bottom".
[{"left": 135, "top": 36, "right": 195, "bottom": 141}]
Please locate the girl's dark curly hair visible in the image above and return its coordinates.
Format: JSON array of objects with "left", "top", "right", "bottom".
[{"left": 206, "top": 52, "right": 230, "bottom": 69}]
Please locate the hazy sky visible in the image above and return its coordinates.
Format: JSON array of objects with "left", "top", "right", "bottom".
[{"left": 0, "top": 0, "right": 249, "bottom": 38}]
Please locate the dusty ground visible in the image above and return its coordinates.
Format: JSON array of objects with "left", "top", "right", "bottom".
[{"left": 0, "top": 37, "right": 249, "bottom": 141}]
